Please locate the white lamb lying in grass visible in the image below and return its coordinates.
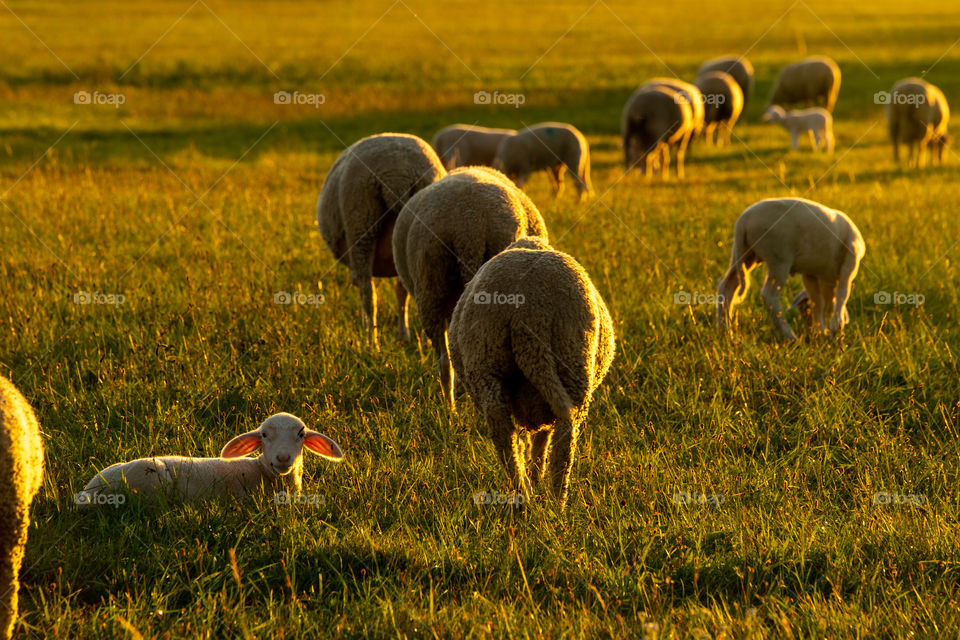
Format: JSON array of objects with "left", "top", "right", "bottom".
[
  {"left": 716, "top": 197, "right": 866, "bottom": 341},
  {"left": 78, "top": 413, "right": 343, "bottom": 504},
  {"left": 763, "top": 105, "right": 834, "bottom": 152}
]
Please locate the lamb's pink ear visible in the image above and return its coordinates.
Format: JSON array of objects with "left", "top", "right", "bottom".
[
  {"left": 304, "top": 431, "right": 344, "bottom": 461},
  {"left": 220, "top": 431, "right": 262, "bottom": 458}
]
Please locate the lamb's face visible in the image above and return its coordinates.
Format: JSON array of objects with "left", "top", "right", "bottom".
[{"left": 258, "top": 413, "right": 308, "bottom": 475}]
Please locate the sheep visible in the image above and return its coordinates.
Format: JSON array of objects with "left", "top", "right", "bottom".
[
  {"left": 78, "top": 413, "right": 343, "bottom": 503},
  {"left": 716, "top": 197, "right": 865, "bottom": 341},
  {"left": 887, "top": 78, "right": 950, "bottom": 168},
  {"left": 695, "top": 71, "right": 744, "bottom": 146},
  {"left": 492, "top": 122, "right": 593, "bottom": 200},
  {"left": 763, "top": 105, "right": 834, "bottom": 152},
  {"left": 432, "top": 124, "right": 517, "bottom": 170},
  {"left": 697, "top": 55, "right": 755, "bottom": 107},
  {"left": 393, "top": 167, "right": 549, "bottom": 411},
  {"left": 448, "top": 236, "right": 616, "bottom": 507},
  {"left": 621, "top": 85, "right": 695, "bottom": 178},
  {"left": 0, "top": 376, "right": 43, "bottom": 640},
  {"left": 768, "top": 56, "right": 841, "bottom": 112},
  {"left": 641, "top": 78, "right": 706, "bottom": 137},
  {"left": 317, "top": 133, "right": 446, "bottom": 348}
]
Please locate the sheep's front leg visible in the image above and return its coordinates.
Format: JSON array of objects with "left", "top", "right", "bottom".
[
  {"left": 808, "top": 130, "right": 818, "bottom": 150},
  {"left": 674, "top": 135, "right": 689, "bottom": 180},
  {"left": 528, "top": 429, "right": 552, "bottom": 488},
  {"left": 547, "top": 414, "right": 580, "bottom": 507},
  {"left": 396, "top": 279, "right": 410, "bottom": 342},
  {"left": 790, "top": 130, "right": 800, "bottom": 150},
  {"left": 761, "top": 267, "right": 797, "bottom": 341},
  {"left": 548, "top": 166, "right": 565, "bottom": 198}
]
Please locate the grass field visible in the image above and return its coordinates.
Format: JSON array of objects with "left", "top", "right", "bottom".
[{"left": 3, "top": 0, "right": 960, "bottom": 637}]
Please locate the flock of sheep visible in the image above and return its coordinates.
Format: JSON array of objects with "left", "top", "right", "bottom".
[{"left": 0, "top": 52, "right": 952, "bottom": 639}]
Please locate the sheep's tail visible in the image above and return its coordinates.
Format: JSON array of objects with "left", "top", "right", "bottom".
[
  {"left": 716, "top": 221, "right": 752, "bottom": 333},
  {"left": 512, "top": 325, "right": 577, "bottom": 424}
]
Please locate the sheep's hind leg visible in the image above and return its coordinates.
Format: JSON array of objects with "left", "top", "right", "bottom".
[
  {"left": 437, "top": 329, "right": 455, "bottom": 412},
  {"left": 800, "top": 275, "right": 823, "bottom": 333},
  {"left": 528, "top": 429, "right": 552, "bottom": 489},
  {"left": 396, "top": 279, "right": 410, "bottom": 342},
  {"left": 761, "top": 266, "right": 797, "bottom": 341},
  {"left": 829, "top": 250, "right": 861, "bottom": 334},
  {"left": 349, "top": 260, "right": 378, "bottom": 348},
  {"left": 547, "top": 411, "right": 581, "bottom": 508},
  {"left": 481, "top": 390, "right": 529, "bottom": 501},
  {"left": 0, "top": 507, "right": 27, "bottom": 640}
]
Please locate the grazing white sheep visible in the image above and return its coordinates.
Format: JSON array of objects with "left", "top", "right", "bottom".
[
  {"left": 717, "top": 197, "right": 865, "bottom": 341},
  {"left": 695, "top": 71, "right": 744, "bottom": 146},
  {"left": 698, "top": 55, "right": 755, "bottom": 107},
  {"left": 763, "top": 105, "right": 834, "bottom": 152},
  {"left": 641, "top": 78, "right": 706, "bottom": 136},
  {"left": 0, "top": 376, "right": 43, "bottom": 640},
  {"left": 622, "top": 85, "right": 695, "bottom": 178},
  {"left": 317, "top": 133, "right": 446, "bottom": 348},
  {"left": 492, "top": 122, "right": 593, "bottom": 200},
  {"left": 887, "top": 78, "right": 950, "bottom": 168},
  {"left": 432, "top": 124, "right": 517, "bottom": 170},
  {"left": 768, "top": 56, "right": 841, "bottom": 112},
  {"left": 393, "top": 167, "right": 549, "bottom": 411},
  {"left": 449, "top": 237, "right": 616, "bottom": 507},
  {"left": 78, "top": 413, "right": 343, "bottom": 503}
]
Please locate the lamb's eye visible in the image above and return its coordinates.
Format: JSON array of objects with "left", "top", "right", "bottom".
[
  {"left": 260, "top": 432, "right": 268, "bottom": 440},
  {"left": 298, "top": 430, "right": 305, "bottom": 439}
]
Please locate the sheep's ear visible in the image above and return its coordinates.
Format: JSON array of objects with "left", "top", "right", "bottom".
[
  {"left": 303, "top": 431, "right": 344, "bottom": 461},
  {"left": 220, "top": 431, "right": 262, "bottom": 458}
]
